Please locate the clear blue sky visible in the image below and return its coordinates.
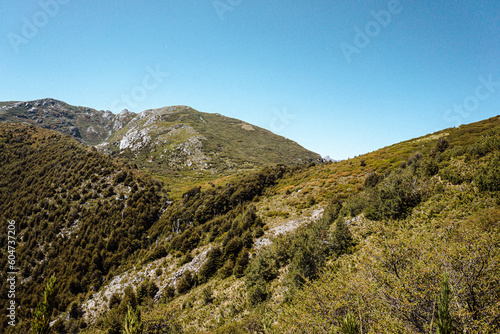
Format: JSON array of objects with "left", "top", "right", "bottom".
[{"left": 1, "top": 0, "right": 498, "bottom": 160}]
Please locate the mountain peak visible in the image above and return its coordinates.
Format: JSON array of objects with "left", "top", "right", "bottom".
[{"left": 0, "top": 99, "right": 321, "bottom": 177}]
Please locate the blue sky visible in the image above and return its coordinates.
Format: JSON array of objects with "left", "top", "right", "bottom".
[{"left": 0, "top": 0, "right": 498, "bottom": 160}]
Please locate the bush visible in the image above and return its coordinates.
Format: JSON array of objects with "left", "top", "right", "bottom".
[
  {"left": 68, "top": 301, "right": 80, "bottom": 319},
  {"left": 198, "top": 247, "right": 223, "bottom": 283},
  {"left": 219, "top": 260, "right": 235, "bottom": 279},
  {"left": 177, "top": 271, "right": 194, "bottom": 295},
  {"left": 202, "top": 286, "right": 214, "bottom": 305},
  {"left": 364, "top": 169, "right": 421, "bottom": 220},
  {"left": 332, "top": 217, "right": 354, "bottom": 256},
  {"left": 247, "top": 279, "right": 268, "bottom": 305},
  {"left": 122, "top": 286, "right": 137, "bottom": 309},
  {"left": 109, "top": 293, "right": 121, "bottom": 310},
  {"left": 421, "top": 159, "right": 439, "bottom": 177},
  {"left": 475, "top": 154, "right": 500, "bottom": 192},
  {"left": 364, "top": 172, "right": 380, "bottom": 188},
  {"left": 233, "top": 248, "right": 250, "bottom": 278}
]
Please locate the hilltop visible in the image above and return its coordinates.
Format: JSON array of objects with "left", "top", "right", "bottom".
[
  {"left": 0, "top": 99, "right": 321, "bottom": 197},
  {"left": 0, "top": 98, "right": 135, "bottom": 145},
  {"left": 99, "top": 105, "right": 320, "bottom": 174}
]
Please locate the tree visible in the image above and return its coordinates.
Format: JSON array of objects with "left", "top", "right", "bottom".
[
  {"left": 31, "top": 274, "right": 57, "bottom": 334},
  {"left": 123, "top": 305, "right": 143, "bottom": 334},
  {"left": 332, "top": 217, "right": 354, "bottom": 256},
  {"left": 436, "top": 274, "right": 454, "bottom": 334},
  {"left": 68, "top": 301, "right": 80, "bottom": 319}
]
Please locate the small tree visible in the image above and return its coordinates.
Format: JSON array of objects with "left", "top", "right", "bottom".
[
  {"left": 32, "top": 274, "right": 57, "bottom": 334},
  {"left": 68, "top": 301, "right": 80, "bottom": 319},
  {"left": 123, "top": 305, "right": 143, "bottom": 334},
  {"left": 332, "top": 217, "right": 354, "bottom": 256},
  {"left": 436, "top": 274, "right": 454, "bottom": 334}
]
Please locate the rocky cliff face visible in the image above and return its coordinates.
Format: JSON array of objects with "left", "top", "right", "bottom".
[{"left": 0, "top": 98, "right": 135, "bottom": 145}]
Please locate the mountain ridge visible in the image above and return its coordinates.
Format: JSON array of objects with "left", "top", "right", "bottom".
[{"left": 0, "top": 99, "right": 322, "bottom": 180}]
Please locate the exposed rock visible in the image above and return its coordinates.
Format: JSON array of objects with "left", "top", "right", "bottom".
[{"left": 69, "top": 126, "right": 81, "bottom": 138}]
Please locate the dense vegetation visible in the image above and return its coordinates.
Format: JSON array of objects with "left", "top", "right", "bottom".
[
  {"left": 1, "top": 114, "right": 500, "bottom": 333},
  {"left": 103, "top": 117, "right": 499, "bottom": 333},
  {"left": 0, "top": 123, "right": 166, "bottom": 333}
]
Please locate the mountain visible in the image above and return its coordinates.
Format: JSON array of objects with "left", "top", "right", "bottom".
[
  {"left": 77, "top": 114, "right": 499, "bottom": 333},
  {"left": 1, "top": 106, "right": 499, "bottom": 333},
  {"left": 0, "top": 98, "right": 135, "bottom": 145},
  {"left": 99, "top": 105, "right": 321, "bottom": 175},
  {"left": 0, "top": 99, "right": 321, "bottom": 178}
]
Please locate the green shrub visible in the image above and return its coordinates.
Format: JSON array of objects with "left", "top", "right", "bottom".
[
  {"left": 219, "top": 260, "right": 235, "bottom": 279},
  {"left": 202, "top": 286, "right": 214, "bottom": 305},
  {"left": 68, "top": 301, "right": 80, "bottom": 320},
  {"left": 364, "top": 172, "right": 380, "bottom": 188},
  {"left": 109, "top": 293, "right": 121, "bottom": 310},
  {"left": 364, "top": 169, "right": 421, "bottom": 220},
  {"left": 198, "top": 247, "right": 223, "bottom": 283},
  {"left": 233, "top": 248, "right": 250, "bottom": 278},
  {"left": 474, "top": 154, "right": 500, "bottom": 191},
  {"left": 341, "top": 312, "right": 360, "bottom": 334},
  {"left": 247, "top": 279, "right": 268, "bottom": 305},
  {"left": 177, "top": 271, "right": 194, "bottom": 295}
]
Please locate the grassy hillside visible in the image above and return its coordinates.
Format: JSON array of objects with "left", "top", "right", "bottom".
[
  {"left": 2, "top": 115, "right": 499, "bottom": 333},
  {"left": 72, "top": 115, "right": 500, "bottom": 333},
  {"left": 0, "top": 123, "right": 167, "bottom": 333},
  {"left": 0, "top": 100, "right": 321, "bottom": 199},
  {"left": 101, "top": 106, "right": 321, "bottom": 195}
]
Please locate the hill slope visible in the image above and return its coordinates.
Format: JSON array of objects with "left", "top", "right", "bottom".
[
  {"left": 78, "top": 115, "right": 500, "bottom": 333},
  {"left": 0, "top": 99, "right": 321, "bottom": 176},
  {"left": 0, "top": 123, "right": 166, "bottom": 333},
  {"left": 99, "top": 105, "right": 321, "bottom": 175},
  {"left": 0, "top": 98, "right": 135, "bottom": 145}
]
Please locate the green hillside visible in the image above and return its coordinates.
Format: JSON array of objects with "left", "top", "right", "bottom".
[
  {"left": 72, "top": 115, "right": 500, "bottom": 333},
  {"left": 0, "top": 123, "right": 167, "bottom": 333},
  {"left": 0, "top": 100, "right": 321, "bottom": 199},
  {"left": 100, "top": 105, "right": 321, "bottom": 197},
  {"left": 1, "top": 115, "right": 499, "bottom": 333}
]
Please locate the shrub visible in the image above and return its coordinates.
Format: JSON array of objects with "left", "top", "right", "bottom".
[
  {"left": 202, "top": 286, "right": 214, "bottom": 305},
  {"left": 421, "top": 159, "right": 439, "bottom": 177},
  {"left": 123, "top": 305, "right": 143, "bottom": 334},
  {"left": 341, "top": 312, "right": 360, "bottom": 334},
  {"left": 177, "top": 271, "right": 194, "bottom": 295},
  {"left": 247, "top": 279, "right": 268, "bottom": 305},
  {"left": 198, "top": 247, "right": 223, "bottom": 283},
  {"left": 233, "top": 248, "right": 250, "bottom": 278},
  {"left": 364, "top": 172, "right": 380, "bottom": 188},
  {"left": 474, "top": 154, "right": 500, "bottom": 191},
  {"left": 109, "top": 293, "right": 121, "bottom": 310},
  {"left": 219, "top": 260, "right": 234, "bottom": 279},
  {"left": 364, "top": 169, "right": 421, "bottom": 220},
  {"left": 332, "top": 217, "right": 354, "bottom": 256},
  {"left": 68, "top": 301, "right": 80, "bottom": 320}
]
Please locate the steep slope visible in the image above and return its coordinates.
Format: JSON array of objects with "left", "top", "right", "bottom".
[
  {"left": 0, "top": 123, "right": 166, "bottom": 333},
  {"left": 0, "top": 98, "right": 135, "bottom": 145},
  {"left": 78, "top": 115, "right": 500, "bottom": 333},
  {"left": 100, "top": 105, "right": 321, "bottom": 174}
]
